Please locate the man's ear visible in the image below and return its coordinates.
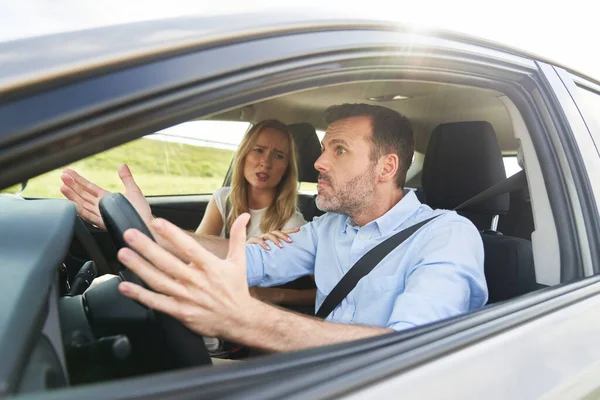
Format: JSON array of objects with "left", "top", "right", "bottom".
[{"left": 378, "top": 153, "right": 400, "bottom": 183}]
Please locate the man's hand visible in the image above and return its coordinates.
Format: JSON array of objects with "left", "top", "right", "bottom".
[
  {"left": 60, "top": 164, "right": 152, "bottom": 230},
  {"left": 117, "top": 214, "right": 257, "bottom": 338}
]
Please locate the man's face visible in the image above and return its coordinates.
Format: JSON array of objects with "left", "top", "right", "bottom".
[{"left": 314, "top": 116, "right": 378, "bottom": 216}]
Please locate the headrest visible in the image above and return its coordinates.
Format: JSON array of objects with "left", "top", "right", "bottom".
[
  {"left": 422, "top": 121, "right": 509, "bottom": 215},
  {"left": 289, "top": 123, "right": 321, "bottom": 183}
]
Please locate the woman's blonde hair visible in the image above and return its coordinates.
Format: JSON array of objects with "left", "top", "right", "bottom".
[{"left": 226, "top": 120, "right": 299, "bottom": 234}]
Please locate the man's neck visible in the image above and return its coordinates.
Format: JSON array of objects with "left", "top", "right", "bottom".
[{"left": 350, "top": 188, "right": 405, "bottom": 227}]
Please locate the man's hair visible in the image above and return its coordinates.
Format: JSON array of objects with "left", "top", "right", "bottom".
[{"left": 325, "top": 103, "right": 414, "bottom": 188}]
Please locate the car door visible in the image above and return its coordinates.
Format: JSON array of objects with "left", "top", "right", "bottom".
[{"left": 2, "top": 16, "right": 600, "bottom": 400}]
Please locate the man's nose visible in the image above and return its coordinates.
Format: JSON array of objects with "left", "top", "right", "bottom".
[{"left": 314, "top": 152, "right": 328, "bottom": 173}]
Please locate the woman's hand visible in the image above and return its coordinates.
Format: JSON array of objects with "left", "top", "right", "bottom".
[{"left": 246, "top": 227, "right": 300, "bottom": 250}]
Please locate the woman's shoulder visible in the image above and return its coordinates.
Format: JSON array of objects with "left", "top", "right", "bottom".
[
  {"left": 213, "top": 186, "right": 231, "bottom": 201},
  {"left": 282, "top": 210, "right": 308, "bottom": 230},
  {"left": 213, "top": 186, "right": 231, "bottom": 196},
  {"left": 212, "top": 186, "right": 231, "bottom": 213}
]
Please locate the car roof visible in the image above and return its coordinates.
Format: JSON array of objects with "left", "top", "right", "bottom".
[{"left": 1, "top": 12, "right": 596, "bottom": 95}]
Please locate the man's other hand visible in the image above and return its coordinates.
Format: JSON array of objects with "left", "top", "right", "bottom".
[
  {"left": 60, "top": 164, "right": 152, "bottom": 230},
  {"left": 117, "top": 214, "right": 258, "bottom": 339}
]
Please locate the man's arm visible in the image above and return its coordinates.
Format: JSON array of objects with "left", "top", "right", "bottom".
[
  {"left": 231, "top": 300, "right": 391, "bottom": 352},
  {"left": 233, "top": 215, "right": 485, "bottom": 351},
  {"left": 177, "top": 231, "right": 229, "bottom": 259},
  {"left": 385, "top": 215, "right": 487, "bottom": 330},
  {"left": 249, "top": 287, "right": 316, "bottom": 306},
  {"left": 115, "top": 214, "right": 386, "bottom": 353}
]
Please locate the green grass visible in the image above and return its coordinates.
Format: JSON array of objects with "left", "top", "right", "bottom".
[{"left": 2, "top": 138, "right": 235, "bottom": 198}]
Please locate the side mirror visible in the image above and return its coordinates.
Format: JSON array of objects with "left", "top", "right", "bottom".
[
  {"left": 15, "top": 180, "right": 28, "bottom": 196},
  {"left": 0, "top": 180, "right": 27, "bottom": 197}
]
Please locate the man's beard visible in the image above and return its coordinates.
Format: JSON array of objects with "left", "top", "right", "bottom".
[{"left": 315, "top": 164, "right": 377, "bottom": 217}]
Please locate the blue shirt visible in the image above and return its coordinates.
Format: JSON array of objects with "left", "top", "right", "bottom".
[{"left": 246, "top": 190, "right": 488, "bottom": 331}]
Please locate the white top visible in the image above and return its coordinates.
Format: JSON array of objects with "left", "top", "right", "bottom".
[{"left": 212, "top": 187, "right": 307, "bottom": 238}]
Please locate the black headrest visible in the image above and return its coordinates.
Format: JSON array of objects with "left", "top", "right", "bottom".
[
  {"left": 422, "top": 121, "right": 509, "bottom": 215},
  {"left": 289, "top": 123, "right": 321, "bottom": 183}
]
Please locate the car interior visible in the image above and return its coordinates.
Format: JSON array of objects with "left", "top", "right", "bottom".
[
  {"left": 3, "top": 76, "right": 561, "bottom": 393},
  {"left": 212, "top": 80, "right": 544, "bottom": 297}
]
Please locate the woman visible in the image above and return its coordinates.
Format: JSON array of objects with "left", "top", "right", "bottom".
[
  {"left": 196, "top": 120, "right": 313, "bottom": 359},
  {"left": 196, "top": 119, "right": 314, "bottom": 306}
]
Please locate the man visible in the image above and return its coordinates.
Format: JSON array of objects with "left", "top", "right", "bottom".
[{"left": 61, "top": 104, "right": 487, "bottom": 353}]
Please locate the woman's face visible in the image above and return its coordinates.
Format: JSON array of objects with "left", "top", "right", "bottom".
[{"left": 243, "top": 128, "right": 291, "bottom": 191}]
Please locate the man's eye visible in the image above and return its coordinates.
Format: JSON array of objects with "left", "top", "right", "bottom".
[{"left": 336, "top": 147, "right": 347, "bottom": 155}]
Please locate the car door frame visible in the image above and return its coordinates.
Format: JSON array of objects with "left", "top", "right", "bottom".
[
  {"left": 536, "top": 64, "right": 600, "bottom": 278},
  {"left": 4, "top": 23, "right": 600, "bottom": 399}
]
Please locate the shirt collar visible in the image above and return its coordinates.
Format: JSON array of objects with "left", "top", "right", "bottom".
[{"left": 343, "top": 190, "right": 422, "bottom": 236}]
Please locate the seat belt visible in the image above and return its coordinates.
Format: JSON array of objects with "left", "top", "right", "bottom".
[
  {"left": 315, "top": 216, "right": 438, "bottom": 319},
  {"left": 315, "top": 170, "right": 528, "bottom": 320},
  {"left": 454, "top": 170, "right": 527, "bottom": 211}
]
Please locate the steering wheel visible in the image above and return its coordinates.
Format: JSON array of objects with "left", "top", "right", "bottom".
[{"left": 97, "top": 193, "right": 212, "bottom": 367}]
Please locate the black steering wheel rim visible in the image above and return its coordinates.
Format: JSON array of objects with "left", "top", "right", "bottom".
[
  {"left": 73, "top": 216, "right": 113, "bottom": 275},
  {"left": 98, "top": 193, "right": 212, "bottom": 367}
]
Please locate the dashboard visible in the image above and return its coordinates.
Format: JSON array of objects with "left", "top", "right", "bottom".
[{"left": 0, "top": 196, "right": 75, "bottom": 394}]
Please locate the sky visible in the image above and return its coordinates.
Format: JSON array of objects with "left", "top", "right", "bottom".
[
  {"left": 0, "top": 0, "right": 598, "bottom": 79},
  {"left": 148, "top": 121, "right": 251, "bottom": 150}
]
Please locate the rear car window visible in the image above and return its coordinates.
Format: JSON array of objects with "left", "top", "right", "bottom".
[
  {"left": 1, "top": 121, "right": 251, "bottom": 198},
  {"left": 504, "top": 156, "right": 522, "bottom": 177}
]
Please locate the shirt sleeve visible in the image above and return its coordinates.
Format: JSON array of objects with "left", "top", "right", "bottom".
[
  {"left": 386, "top": 215, "right": 488, "bottom": 331},
  {"left": 246, "top": 216, "right": 320, "bottom": 287}
]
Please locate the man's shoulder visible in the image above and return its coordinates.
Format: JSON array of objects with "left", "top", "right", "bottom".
[
  {"left": 424, "top": 208, "right": 467, "bottom": 223},
  {"left": 413, "top": 207, "right": 480, "bottom": 237}
]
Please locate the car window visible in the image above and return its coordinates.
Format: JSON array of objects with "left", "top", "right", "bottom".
[
  {"left": 503, "top": 156, "right": 522, "bottom": 177},
  {"left": 1, "top": 121, "right": 250, "bottom": 198},
  {"left": 574, "top": 83, "right": 600, "bottom": 150}
]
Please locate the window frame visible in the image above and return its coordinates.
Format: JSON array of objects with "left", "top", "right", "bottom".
[{"left": 570, "top": 74, "right": 600, "bottom": 156}]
